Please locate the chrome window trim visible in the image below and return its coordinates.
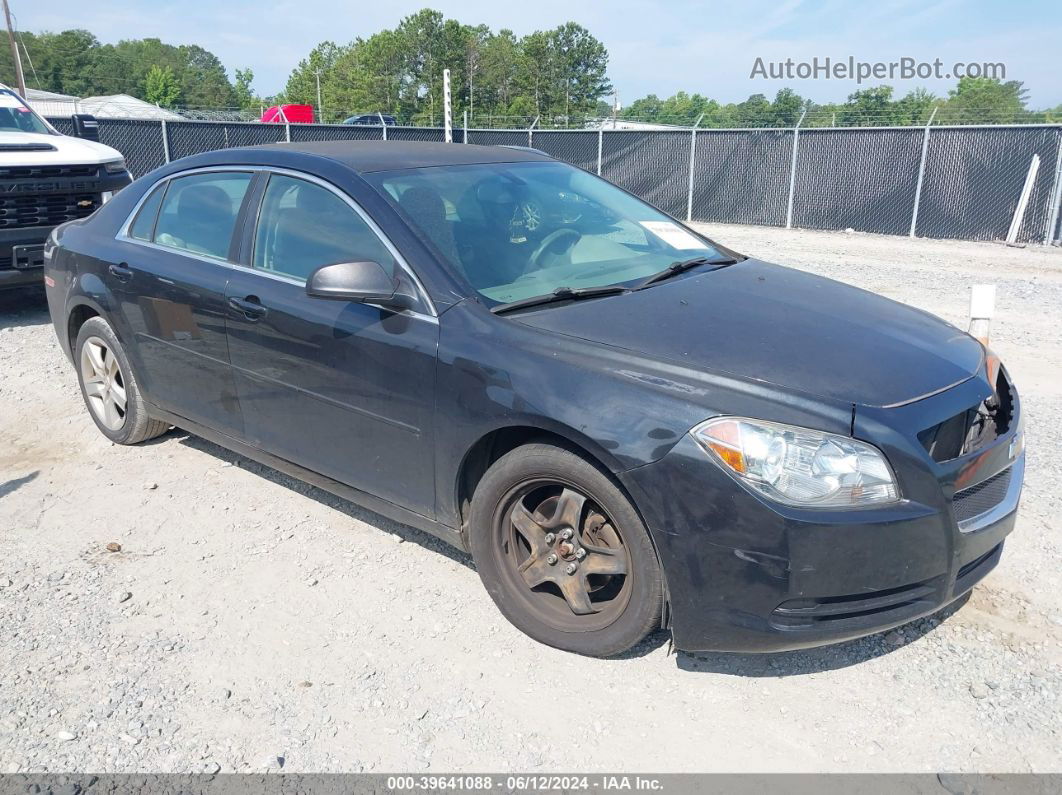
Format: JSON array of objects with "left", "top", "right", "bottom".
[
  {"left": 116, "top": 164, "right": 438, "bottom": 318},
  {"left": 116, "top": 166, "right": 256, "bottom": 242}
]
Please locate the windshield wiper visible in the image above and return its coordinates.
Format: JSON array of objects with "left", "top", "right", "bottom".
[
  {"left": 491, "top": 284, "right": 628, "bottom": 315},
  {"left": 633, "top": 255, "right": 737, "bottom": 290}
]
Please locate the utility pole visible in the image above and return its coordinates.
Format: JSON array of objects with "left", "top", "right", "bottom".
[
  {"left": 2, "top": 0, "right": 26, "bottom": 98},
  {"left": 314, "top": 69, "right": 322, "bottom": 122}
]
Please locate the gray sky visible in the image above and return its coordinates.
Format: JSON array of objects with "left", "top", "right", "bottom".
[{"left": 15, "top": 0, "right": 1062, "bottom": 107}]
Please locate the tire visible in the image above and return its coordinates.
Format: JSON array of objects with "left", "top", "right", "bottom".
[
  {"left": 468, "top": 442, "right": 663, "bottom": 657},
  {"left": 74, "top": 316, "right": 170, "bottom": 445}
]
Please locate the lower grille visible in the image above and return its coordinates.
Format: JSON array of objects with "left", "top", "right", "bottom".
[
  {"left": 0, "top": 193, "right": 98, "bottom": 230},
  {"left": 955, "top": 543, "right": 1003, "bottom": 593},
  {"left": 953, "top": 468, "right": 1011, "bottom": 525},
  {"left": 772, "top": 580, "right": 937, "bottom": 628}
]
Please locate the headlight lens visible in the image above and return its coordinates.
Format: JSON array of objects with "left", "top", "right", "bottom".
[
  {"left": 691, "top": 417, "right": 899, "bottom": 508},
  {"left": 103, "top": 159, "right": 127, "bottom": 174}
]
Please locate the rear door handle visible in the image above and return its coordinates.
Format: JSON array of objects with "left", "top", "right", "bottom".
[
  {"left": 108, "top": 262, "right": 133, "bottom": 283},
  {"left": 228, "top": 295, "right": 268, "bottom": 320}
]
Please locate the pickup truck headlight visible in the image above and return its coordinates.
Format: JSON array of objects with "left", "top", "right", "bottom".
[
  {"left": 103, "top": 159, "right": 128, "bottom": 174},
  {"left": 691, "top": 417, "right": 899, "bottom": 508}
]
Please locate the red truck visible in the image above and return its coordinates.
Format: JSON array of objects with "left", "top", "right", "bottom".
[{"left": 260, "top": 104, "right": 314, "bottom": 123}]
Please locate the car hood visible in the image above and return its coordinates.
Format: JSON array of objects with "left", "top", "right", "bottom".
[
  {"left": 512, "top": 259, "right": 984, "bottom": 408},
  {"left": 0, "top": 131, "right": 123, "bottom": 165}
]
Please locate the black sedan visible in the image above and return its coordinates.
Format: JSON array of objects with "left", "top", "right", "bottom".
[{"left": 43, "top": 141, "right": 1025, "bottom": 656}]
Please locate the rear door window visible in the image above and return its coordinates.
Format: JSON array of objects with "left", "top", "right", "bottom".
[{"left": 152, "top": 172, "right": 253, "bottom": 260}]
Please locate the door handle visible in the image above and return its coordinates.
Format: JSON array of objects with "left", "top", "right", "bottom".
[
  {"left": 108, "top": 262, "right": 133, "bottom": 283},
  {"left": 228, "top": 295, "right": 268, "bottom": 320}
]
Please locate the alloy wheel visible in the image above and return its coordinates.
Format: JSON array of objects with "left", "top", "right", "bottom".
[
  {"left": 494, "top": 481, "right": 632, "bottom": 632},
  {"left": 80, "top": 336, "right": 127, "bottom": 431}
]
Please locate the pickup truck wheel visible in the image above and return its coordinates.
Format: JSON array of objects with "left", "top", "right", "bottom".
[
  {"left": 75, "top": 317, "right": 169, "bottom": 445},
  {"left": 469, "top": 443, "right": 663, "bottom": 657}
]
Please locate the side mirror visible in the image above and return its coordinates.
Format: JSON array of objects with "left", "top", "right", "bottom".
[
  {"left": 306, "top": 261, "right": 412, "bottom": 309},
  {"left": 71, "top": 114, "right": 100, "bottom": 142}
]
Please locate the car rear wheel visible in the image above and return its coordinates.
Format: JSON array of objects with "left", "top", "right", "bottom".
[
  {"left": 75, "top": 317, "right": 169, "bottom": 445},
  {"left": 469, "top": 443, "right": 663, "bottom": 657}
]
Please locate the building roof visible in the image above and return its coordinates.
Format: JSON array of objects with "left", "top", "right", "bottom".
[
  {"left": 24, "top": 87, "right": 79, "bottom": 102},
  {"left": 249, "top": 140, "right": 554, "bottom": 173},
  {"left": 77, "top": 94, "right": 184, "bottom": 120}
]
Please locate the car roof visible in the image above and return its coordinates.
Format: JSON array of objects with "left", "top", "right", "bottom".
[{"left": 239, "top": 140, "right": 555, "bottom": 174}]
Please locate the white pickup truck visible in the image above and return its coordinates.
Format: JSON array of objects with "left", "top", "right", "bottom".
[{"left": 0, "top": 85, "right": 131, "bottom": 291}]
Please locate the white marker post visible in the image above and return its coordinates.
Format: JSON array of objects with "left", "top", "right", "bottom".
[
  {"left": 443, "top": 69, "right": 453, "bottom": 143},
  {"left": 968, "top": 284, "right": 996, "bottom": 345}
]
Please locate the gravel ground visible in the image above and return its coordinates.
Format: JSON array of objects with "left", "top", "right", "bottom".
[{"left": 1, "top": 223, "right": 1061, "bottom": 774}]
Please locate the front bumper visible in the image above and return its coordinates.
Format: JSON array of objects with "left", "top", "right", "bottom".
[
  {"left": 621, "top": 374, "right": 1024, "bottom": 653},
  {"left": 0, "top": 225, "right": 52, "bottom": 290}
]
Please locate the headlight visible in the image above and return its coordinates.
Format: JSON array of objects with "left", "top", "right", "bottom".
[
  {"left": 691, "top": 417, "right": 899, "bottom": 508},
  {"left": 103, "top": 159, "right": 127, "bottom": 174}
]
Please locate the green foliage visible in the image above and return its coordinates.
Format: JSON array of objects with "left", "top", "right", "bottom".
[
  {"left": 0, "top": 16, "right": 1053, "bottom": 128},
  {"left": 621, "top": 79, "right": 1047, "bottom": 129},
  {"left": 233, "top": 68, "right": 257, "bottom": 111},
  {"left": 281, "top": 9, "right": 613, "bottom": 124},
  {"left": 0, "top": 28, "right": 243, "bottom": 108},
  {"left": 144, "top": 64, "right": 180, "bottom": 107},
  {"left": 937, "top": 77, "right": 1029, "bottom": 124}
]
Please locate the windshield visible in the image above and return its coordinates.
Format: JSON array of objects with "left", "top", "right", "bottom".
[
  {"left": 367, "top": 161, "right": 729, "bottom": 305},
  {"left": 0, "top": 90, "right": 54, "bottom": 135}
]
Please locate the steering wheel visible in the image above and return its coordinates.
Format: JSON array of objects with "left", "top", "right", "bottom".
[{"left": 529, "top": 228, "right": 581, "bottom": 268}]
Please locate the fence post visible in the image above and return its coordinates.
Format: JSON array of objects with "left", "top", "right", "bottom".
[
  {"left": 160, "top": 119, "right": 170, "bottom": 164},
  {"left": 686, "top": 113, "right": 704, "bottom": 223},
  {"left": 784, "top": 109, "right": 806, "bottom": 229},
  {"left": 463, "top": 110, "right": 468, "bottom": 144},
  {"left": 528, "top": 116, "right": 539, "bottom": 149},
  {"left": 284, "top": 122, "right": 291, "bottom": 143},
  {"left": 379, "top": 112, "right": 387, "bottom": 141},
  {"left": 909, "top": 107, "right": 938, "bottom": 238},
  {"left": 597, "top": 128, "right": 603, "bottom": 175},
  {"left": 1044, "top": 130, "right": 1062, "bottom": 245}
]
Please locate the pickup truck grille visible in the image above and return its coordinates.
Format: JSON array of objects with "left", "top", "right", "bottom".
[
  {"left": 0, "top": 193, "right": 98, "bottom": 230},
  {"left": 0, "top": 164, "right": 99, "bottom": 178}
]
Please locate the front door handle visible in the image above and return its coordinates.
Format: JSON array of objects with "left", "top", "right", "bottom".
[
  {"left": 228, "top": 295, "right": 268, "bottom": 321},
  {"left": 108, "top": 262, "right": 133, "bottom": 283}
]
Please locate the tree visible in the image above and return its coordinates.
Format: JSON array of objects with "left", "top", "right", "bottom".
[
  {"left": 734, "top": 93, "right": 771, "bottom": 127},
  {"left": 233, "top": 68, "right": 257, "bottom": 110},
  {"left": 894, "top": 87, "right": 938, "bottom": 125},
  {"left": 282, "top": 40, "right": 344, "bottom": 109},
  {"left": 769, "top": 87, "right": 805, "bottom": 127},
  {"left": 838, "top": 86, "right": 899, "bottom": 126},
  {"left": 144, "top": 64, "right": 180, "bottom": 107},
  {"left": 548, "top": 22, "right": 612, "bottom": 121},
  {"left": 939, "top": 77, "right": 1029, "bottom": 124}
]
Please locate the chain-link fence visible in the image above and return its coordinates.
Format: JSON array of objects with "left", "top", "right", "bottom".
[{"left": 48, "top": 117, "right": 1062, "bottom": 244}]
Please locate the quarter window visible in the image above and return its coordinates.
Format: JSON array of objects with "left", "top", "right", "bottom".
[
  {"left": 128, "top": 183, "right": 166, "bottom": 241},
  {"left": 253, "top": 174, "right": 396, "bottom": 282},
  {"left": 152, "top": 172, "right": 252, "bottom": 260}
]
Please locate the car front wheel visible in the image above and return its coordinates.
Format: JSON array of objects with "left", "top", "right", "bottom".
[
  {"left": 74, "top": 316, "right": 169, "bottom": 445},
  {"left": 469, "top": 442, "right": 664, "bottom": 657}
]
